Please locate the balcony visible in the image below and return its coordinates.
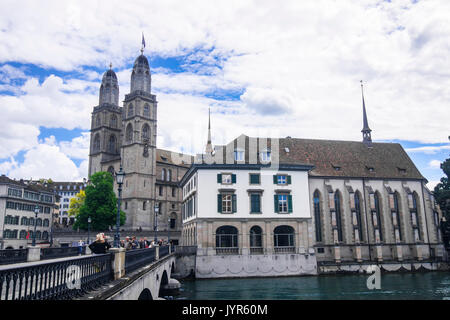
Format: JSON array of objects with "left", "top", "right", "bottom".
[
  {"left": 215, "top": 247, "right": 239, "bottom": 255},
  {"left": 274, "top": 246, "right": 296, "bottom": 254},
  {"left": 250, "top": 247, "right": 264, "bottom": 255}
]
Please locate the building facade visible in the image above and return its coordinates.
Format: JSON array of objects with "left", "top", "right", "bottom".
[
  {"left": 0, "top": 175, "right": 56, "bottom": 249},
  {"left": 50, "top": 182, "right": 86, "bottom": 227},
  {"left": 88, "top": 50, "right": 191, "bottom": 235}
]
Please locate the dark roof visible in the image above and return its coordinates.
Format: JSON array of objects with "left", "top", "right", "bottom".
[
  {"left": 103, "top": 69, "right": 117, "bottom": 79},
  {"left": 0, "top": 175, "right": 56, "bottom": 194},
  {"left": 156, "top": 148, "right": 193, "bottom": 168},
  {"left": 134, "top": 54, "right": 149, "bottom": 68},
  {"left": 49, "top": 182, "right": 85, "bottom": 191},
  {"left": 204, "top": 135, "right": 425, "bottom": 180}
]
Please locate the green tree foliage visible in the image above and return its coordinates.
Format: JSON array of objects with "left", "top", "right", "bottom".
[
  {"left": 73, "top": 172, "right": 126, "bottom": 231},
  {"left": 68, "top": 190, "right": 85, "bottom": 218},
  {"left": 434, "top": 157, "right": 450, "bottom": 248}
]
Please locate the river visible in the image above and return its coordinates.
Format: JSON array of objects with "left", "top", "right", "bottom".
[{"left": 177, "top": 272, "right": 450, "bottom": 300}]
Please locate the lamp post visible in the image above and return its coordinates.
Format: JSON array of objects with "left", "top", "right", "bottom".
[
  {"left": 32, "top": 205, "right": 39, "bottom": 247},
  {"left": 154, "top": 202, "right": 159, "bottom": 244},
  {"left": 167, "top": 217, "right": 171, "bottom": 245},
  {"left": 87, "top": 216, "right": 91, "bottom": 244},
  {"left": 114, "top": 165, "right": 125, "bottom": 248}
]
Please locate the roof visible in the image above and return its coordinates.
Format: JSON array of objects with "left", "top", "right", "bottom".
[
  {"left": 156, "top": 148, "right": 193, "bottom": 168},
  {"left": 0, "top": 175, "right": 56, "bottom": 194},
  {"left": 133, "top": 54, "right": 150, "bottom": 69},
  {"left": 198, "top": 134, "right": 425, "bottom": 180}
]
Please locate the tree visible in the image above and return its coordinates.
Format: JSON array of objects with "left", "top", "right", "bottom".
[
  {"left": 68, "top": 190, "right": 85, "bottom": 218},
  {"left": 434, "top": 157, "right": 450, "bottom": 248},
  {"left": 72, "top": 172, "right": 126, "bottom": 231}
]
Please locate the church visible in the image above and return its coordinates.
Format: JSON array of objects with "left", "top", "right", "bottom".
[{"left": 88, "top": 43, "right": 445, "bottom": 276}]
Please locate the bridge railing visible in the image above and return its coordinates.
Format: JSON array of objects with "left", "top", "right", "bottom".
[
  {"left": 0, "top": 253, "right": 112, "bottom": 300},
  {"left": 41, "top": 246, "right": 85, "bottom": 260},
  {"left": 159, "top": 245, "right": 169, "bottom": 258},
  {"left": 125, "top": 247, "right": 156, "bottom": 274},
  {"left": 0, "top": 249, "right": 28, "bottom": 265}
]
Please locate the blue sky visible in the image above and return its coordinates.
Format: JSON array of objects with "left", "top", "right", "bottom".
[{"left": 0, "top": 0, "right": 448, "bottom": 189}]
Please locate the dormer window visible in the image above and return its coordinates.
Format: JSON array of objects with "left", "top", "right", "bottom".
[
  {"left": 333, "top": 166, "right": 341, "bottom": 171},
  {"left": 366, "top": 166, "right": 375, "bottom": 173},
  {"left": 397, "top": 167, "right": 406, "bottom": 175},
  {"left": 234, "top": 150, "right": 244, "bottom": 161},
  {"left": 260, "top": 150, "right": 271, "bottom": 162}
]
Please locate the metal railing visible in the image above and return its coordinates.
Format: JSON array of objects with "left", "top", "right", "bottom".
[
  {"left": 250, "top": 247, "right": 264, "bottom": 255},
  {"left": 0, "top": 249, "right": 28, "bottom": 265},
  {"left": 124, "top": 247, "right": 156, "bottom": 274},
  {"left": 41, "top": 246, "right": 85, "bottom": 261},
  {"left": 215, "top": 247, "right": 239, "bottom": 255},
  {"left": 0, "top": 253, "right": 112, "bottom": 300},
  {"left": 274, "top": 246, "right": 296, "bottom": 254},
  {"left": 159, "top": 245, "right": 169, "bottom": 258}
]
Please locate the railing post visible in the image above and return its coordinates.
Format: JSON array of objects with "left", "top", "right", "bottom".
[
  {"left": 110, "top": 248, "right": 126, "bottom": 280},
  {"left": 27, "top": 246, "right": 41, "bottom": 262},
  {"left": 155, "top": 246, "right": 159, "bottom": 260}
]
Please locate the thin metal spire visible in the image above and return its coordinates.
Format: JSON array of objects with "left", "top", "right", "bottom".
[
  {"left": 360, "top": 80, "right": 372, "bottom": 147},
  {"left": 141, "top": 32, "right": 146, "bottom": 55},
  {"left": 205, "top": 107, "right": 213, "bottom": 154}
]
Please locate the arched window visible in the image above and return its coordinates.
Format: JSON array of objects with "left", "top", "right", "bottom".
[
  {"left": 21, "top": 217, "right": 28, "bottom": 226},
  {"left": 107, "top": 166, "right": 115, "bottom": 176},
  {"left": 93, "top": 134, "right": 101, "bottom": 152},
  {"left": 249, "top": 226, "right": 263, "bottom": 250},
  {"left": 96, "top": 115, "right": 101, "bottom": 127},
  {"left": 170, "top": 212, "right": 177, "bottom": 229},
  {"left": 167, "top": 169, "right": 172, "bottom": 182},
  {"left": 128, "top": 104, "right": 134, "bottom": 117},
  {"left": 142, "top": 124, "right": 150, "bottom": 140},
  {"left": 273, "top": 225, "right": 295, "bottom": 252},
  {"left": 35, "top": 231, "right": 41, "bottom": 240},
  {"left": 108, "top": 135, "right": 117, "bottom": 153},
  {"left": 126, "top": 123, "right": 133, "bottom": 143},
  {"left": 42, "top": 231, "right": 49, "bottom": 240},
  {"left": 19, "top": 230, "right": 27, "bottom": 239},
  {"left": 215, "top": 226, "right": 238, "bottom": 251},
  {"left": 410, "top": 192, "right": 422, "bottom": 242},
  {"left": 334, "top": 191, "right": 343, "bottom": 242},
  {"left": 393, "top": 192, "right": 403, "bottom": 241},
  {"left": 143, "top": 104, "right": 150, "bottom": 117},
  {"left": 36, "top": 218, "right": 42, "bottom": 227},
  {"left": 313, "top": 190, "right": 322, "bottom": 242},
  {"left": 43, "top": 219, "right": 49, "bottom": 227},
  {"left": 354, "top": 192, "right": 364, "bottom": 242},
  {"left": 162, "top": 169, "right": 166, "bottom": 181},
  {"left": 110, "top": 114, "right": 117, "bottom": 128},
  {"left": 29, "top": 217, "right": 34, "bottom": 226},
  {"left": 373, "top": 193, "right": 383, "bottom": 242}
]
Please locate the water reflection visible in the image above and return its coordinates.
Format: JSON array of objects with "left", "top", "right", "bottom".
[{"left": 178, "top": 273, "right": 450, "bottom": 300}]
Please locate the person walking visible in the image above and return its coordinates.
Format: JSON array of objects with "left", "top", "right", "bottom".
[{"left": 88, "top": 233, "right": 111, "bottom": 254}]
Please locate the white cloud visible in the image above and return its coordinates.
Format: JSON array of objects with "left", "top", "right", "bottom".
[
  {"left": 427, "top": 180, "right": 440, "bottom": 191},
  {"left": 406, "top": 145, "right": 450, "bottom": 155},
  {"left": 428, "top": 160, "right": 442, "bottom": 169}
]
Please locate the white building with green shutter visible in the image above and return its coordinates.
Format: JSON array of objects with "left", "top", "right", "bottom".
[{"left": 180, "top": 134, "right": 318, "bottom": 278}]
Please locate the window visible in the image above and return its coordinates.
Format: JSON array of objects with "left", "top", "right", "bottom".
[
  {"left": 142, "top": 124, "right": 150, "bottom": 140},
  {"left": 218, "top": 173, "right": 235, "bottom": 184},
  {"left": 260, "top": 151, "right": 271, "bottom": 162},
  {"left": 249, "top": 173, "right": 260, "bottom": 185},
  {"left": 274, "top": 174, "right": 291, "bottom": 185},
  {"left": 43, "top": 219, "right": 49, "bottom": 227},
  {"left": 93, "top": 134, "right": 101, "bottom": 151},
  {"left": 410, "top": 193, "right": 422, "bottom": 242},
  {"left": 8, "top": 188, "right": 22, "bottom": 198},
  {"left": 172, "top": 187, "right": 176, "bottom": 197},
  {"left": 250, "top": 226, "right": 263, "bottom": 248},
  {"left": 143, "top": 201, "right": 146, "bottom": 210},
  {"left": 392, "top": 192, "right": 402, "bottom": 241},
  {"left": 126, "top": 124, "right": 133, "bottom": 143},
  {"left": 218, "top": 194, "right": 236, "bottom": 214},
  {"left": 108, "top": 135, "right": 117, "bottom": 153},
  {"left": 313, "top": 190, "right": 322, "bottom": 242},
  {"left": 234, "top": 150, "right": 244, "bottom": 161},
  {"left": 128, "top": 104, "right": 134, "bottom": 117},
  {"left": 162, "top": 169, "right": 166, "bottom": 181},
  {"left": 250, "top": 194, "right": 261, "bottom": 213},
  {"left": 273, "top": 225, "right": 295, "bottom": 248},
  {"left": 110, "top": 114, "right": 117, "bottom": 128},
  {"left": 215, "top": 226, "right": 238, "bottom": 248},
  {"left": 96, "top": 115, "right": 101, "bottom": 126},
  {"left": 373, "top": 193, "right": 383, "bottom": 242},
  {"left": 334, "top": 191, "right": 343, "bottom": 242},
  {"left": 143, "top": 104, "right": 150, "bottom": 117},
  {"left": 167, "top": 169, "right": 172, "bottom": 182},
  {"left": 354, "top": 192, "right": 364, "bottom": 242},
  {"left": 274, "top": 194, "right": 292, "bottom": 213},
  {"left": 159, "top": 186, "right": 163, "bottom": 196}
]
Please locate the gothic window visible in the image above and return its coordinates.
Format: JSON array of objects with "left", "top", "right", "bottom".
[
  {"left": 108, "top": 135, "right": 117, "bottom": 153},
  {"left": 313, "top": 190, "right": 322, "bottom": 242},
  {"left": 143, "top": 104, "right": 150, "bottom": 117},
  {"left": 107, "top": 166, "right": 115, "bottom": 176},
  {"left": 110, "top": 114, "right": 117, "bottom": 128},
  {"left": 354, "top": 192, "right": 364, "bottom": 242},
  {"left": 142, "top": 124, "right": 150, "bottom": 140},
  {"left": 393, "top": 192, "right": 403, "bottom": 241},
  {"left": 167, "top": 169, "right": 172, "bottom": 182},
  {"left": 410, "top": 192, "right": 422, "bottom": 241},
  {"left": 96, "top": 115, "right": 101, "bottom": 127},
  {"left": 334, "top": 191, "right": 343, "bottom": 242},
  {"left": 128, "top": 104, "right": 134, "bottom": 117},
  {"left": 126, "top": 124, "right": 133, "bottom": 143},
  {"left": 373, "top": 192, "right": 383, "bottom": 242},
  {"left": 93, "top": 134, "right": 101, "bottom": 152}
]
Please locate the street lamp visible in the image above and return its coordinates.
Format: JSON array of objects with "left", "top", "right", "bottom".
[
  {"left": 114, "top": 165, "right": 125, "bottom": 248},
  {"left": 87, "top": 216, "right": 91, "bottom": 244},
  {"left": 32, "top": 205, "right": 39, "bottom": 247},
  {"left": 154, "top": 202, "right": 159, "bottom": 244},
  {"left": 167, "top": 217, "right": 171, "bottom": 246}
]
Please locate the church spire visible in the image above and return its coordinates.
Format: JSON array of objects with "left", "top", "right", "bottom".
[
  {"left": 205, "top": 107, "right": 213, "bottom": 154},
  {"left": 360, "top": 80, "right": 372, "bottom": 147}
]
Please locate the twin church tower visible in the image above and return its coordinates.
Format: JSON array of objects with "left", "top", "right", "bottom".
[{"left": 88, "top": 44, "right": 159, "bottom": 231}]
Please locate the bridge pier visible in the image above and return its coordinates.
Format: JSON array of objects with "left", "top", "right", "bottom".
[{"left": 110, "top": 247, "right": 126, "bottom": 280}]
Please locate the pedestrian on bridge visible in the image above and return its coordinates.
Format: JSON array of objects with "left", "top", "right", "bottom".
[{"left": 88, "top": 233, "right": 111, "bottom": 254}]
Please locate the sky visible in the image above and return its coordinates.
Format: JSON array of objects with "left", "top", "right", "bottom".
[{"left": 0, "top": 0, "right": 448, "bottom": 190}]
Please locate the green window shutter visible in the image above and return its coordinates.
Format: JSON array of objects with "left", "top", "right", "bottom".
[
  {"left": 274, "top": 195, "right": 279, "bottom": 213},
  {"left": 217, "top": 174, "right": 222, "bottom": 183},
  {"left": 288, "top": 195, "right": 293, "bottom": 213},
  {"left": 287, "top": 175, "right": 292, "bottom": 185},
  {"left": 232, "top": 194, "right": 237, "bottom": 213},
  {"left": 217, "top": 194, "right": 222, "bottom": 213},
  {"left": 273, "top": 175, "right": 278, "bottom": 184},
  {"left": 232, "top": 174, "right": 236, "bottom": 184}
]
